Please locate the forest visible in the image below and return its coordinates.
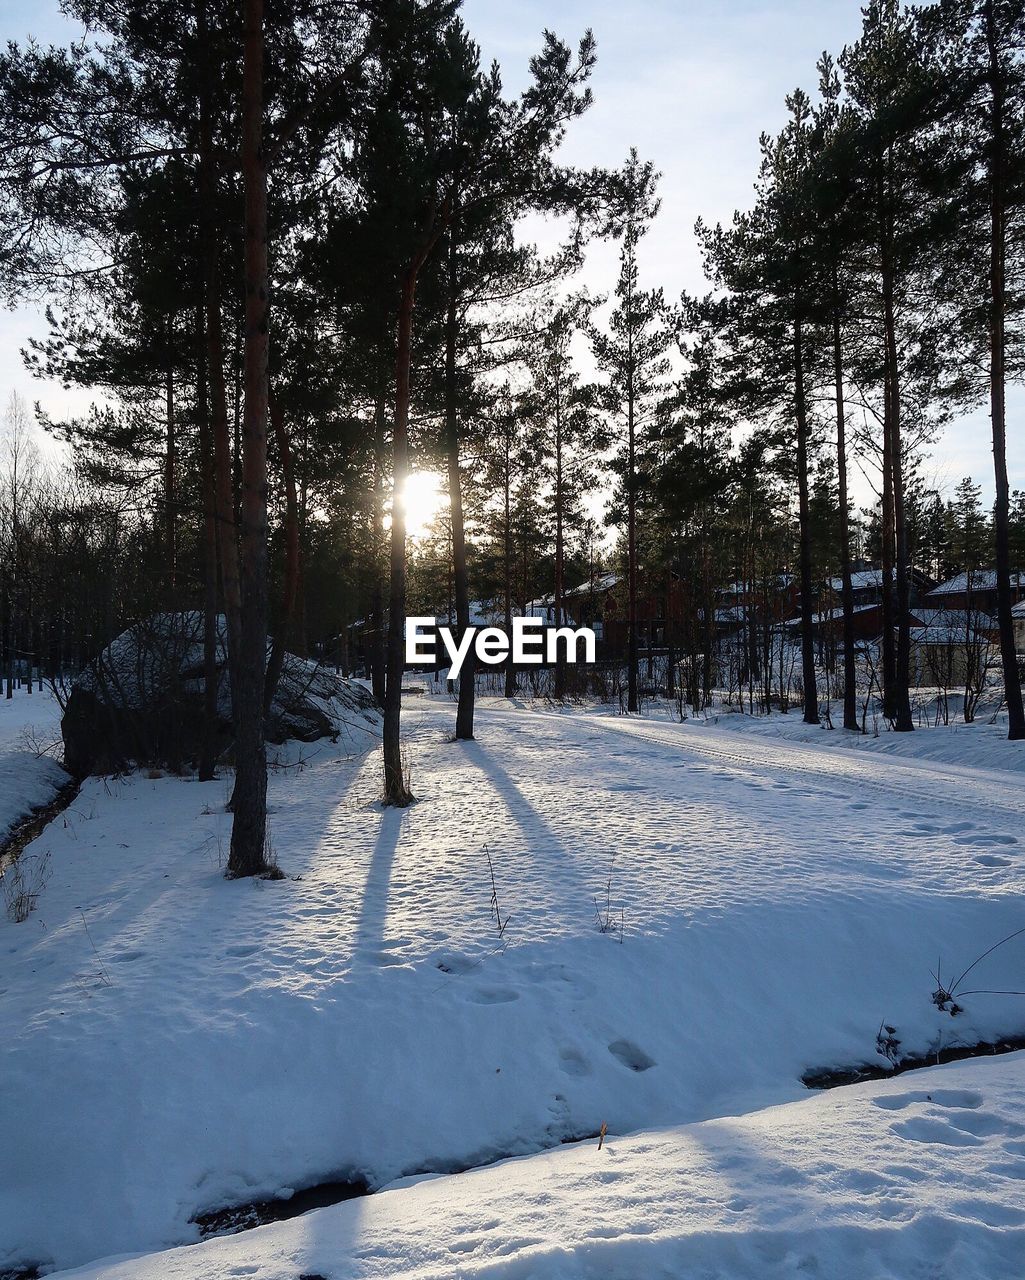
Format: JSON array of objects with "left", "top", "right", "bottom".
[{"left": 1, "top": 0, "right": 1024, "bottom": 882}]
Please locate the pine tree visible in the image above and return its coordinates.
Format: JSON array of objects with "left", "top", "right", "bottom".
[
  {"left": 810, "top": 54, "right": 865, "bottom": 731},
  {"left": 841, "top": 0, "right": 952, "bottom": 731},
  {"left": 591, "top": 151, "right": 668, "bottom": 713},
  {"left": 936, "top": 0, "right": 1025, "bottom": 738},
  {"left": 699, "top": 92, "right": 825, "bottom": 726},
  {"left": 523, "top": 295, "right": 600, "bottom": 699}
]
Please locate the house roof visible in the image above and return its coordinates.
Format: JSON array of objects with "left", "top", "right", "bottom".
[
  {"left": 564, "top": 573, "right": 620, "bottom": 598},
  {"left": 783, "top": 602, "right": 882, "bottom": 627},
  {"left": 910, "top": 607, "right": 997, "bottom": 646},
  {"left": 698, "top": 606, "right": 747, "bottom": 624},
  {"left": 1012, "top": 600, "right": 1025, "bottom": 619},
  {"left": 927, "top": 569, "right": 1024, "bottom": 596},
  {"left": 914, "top": 607, "right": 996, "bottom": 630},
  {"left": 911, "top": 623, "right": 994, "bottom": 646},
  {"left": 827, "top": 569, "right": 884, "bottom": 592},
  {"left": 720, "top": 574, "right": 794, "bottom": 597}
]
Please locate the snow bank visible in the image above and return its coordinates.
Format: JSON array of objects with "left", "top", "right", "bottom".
[
  {"left": 0, "top": 688, "right": 69, "bottom": 846},
  {"left": 52, "top": 1052, "right": 1025, "bottom": 1280},
  {"left": 62, "top": 613, "right": 381, "bottom": 774}
]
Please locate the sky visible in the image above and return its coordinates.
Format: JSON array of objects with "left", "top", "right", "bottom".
[{"left": 0, "top": 0, "right": 1015, "bottom": 507}]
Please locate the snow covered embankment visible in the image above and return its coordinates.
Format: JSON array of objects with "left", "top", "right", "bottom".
[
  {"left": 0, "top": 691, "right": 70, "bottom": 856},
  {"left": 53, "top": 1052, "right": 1025, "bottom": 1280}
]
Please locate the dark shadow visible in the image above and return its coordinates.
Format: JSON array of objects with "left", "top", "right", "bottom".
[
  {"left": 352, "top": 804, "right": 404, "bottom": 958},
  {"left": 466, "top": 736, "right": 592, "bottom": 897}
]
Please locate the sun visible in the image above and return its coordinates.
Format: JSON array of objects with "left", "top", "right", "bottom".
[{"left": 400, "top": 470, "right": 446, "bottom": 539}]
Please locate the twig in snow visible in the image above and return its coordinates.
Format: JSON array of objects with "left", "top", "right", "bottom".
[
  {"left": 932, "top": 925, "right": 1025, "bottom": 1015},
  {"left": 594, "top": 853, "right": 623, "bottom": 941},
  {"left": 484, "top": 844, "right": 510, "bottom": 939},
  {"left": 1, "top": 851, "right": 51, "bottom": 922},
  {"left": 79, "top": 910, "right": 113, "bottom": 987}
]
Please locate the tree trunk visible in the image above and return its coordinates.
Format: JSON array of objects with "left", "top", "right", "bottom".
[
  {"left": 164, "top": 362, "right": 177, "bottom": 602},
  {"left": 196, "top": 302, "right": 220, "bottom": 782},
  {"left": 264, "top": 393, "right": 301, "bottom": 715},
  {"left": 985, "top": 0, "right": 1025, "bottom": 740},
  {"left": 794, "top": 313, "right": 819, "bottom": 725},
  {"left": 228, "top": 0, "right": 272, "bottom": 876},
  {"left": 503, "top": 426, "right": 516, "bottom": 698},
  {"left": 369, "top": 388, "right": 387, "bottom": 704},
  {"left": 627, "top": 359, "right": 638, "bottom": 713},
  {"left": 882, "top": 203, "right": 913, "bottom": 732},
  {"left": 832, "top": 286, "right": 858, "bottom": 732},
  {"left": 3, "top": 570, "right": 12, "bottom": 700},
  {"left": 880, "top": 374, "right": 897, "bottom": 721},
  {"left": 554, "top": 383, "right": 567, "bottom": 700},
  {"left": 198, "top": 0, "right": 241, "bottom": 717},
  {"left": 446, "top": 235, "right": 474, "bottom": 739},
  {"left": 383, "top": 271, "right": 417, "bottom": 805}
]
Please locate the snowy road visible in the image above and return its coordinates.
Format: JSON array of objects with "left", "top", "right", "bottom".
[
  {"left": 3, "top": 698, "right": 1025, "bottom": 1273},
  {"left": 482, "top": 701, "right": 1025, "bottom": 825}
]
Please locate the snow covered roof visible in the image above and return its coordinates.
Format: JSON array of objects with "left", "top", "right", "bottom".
[
  {"left": 697, "top": 606, "right": 747, "bottom": 624},
  {"left": 564, "top": 573, "right": 620, "bottom": 598},
  {"left": 914, "top": 607, "right": 995, "bottom": 631},
  {"left": 826, "top": 569, "right": 883, "bottom": 593},
  {"left": 911, "top": 624, "right": 994, "bottom": 646},
  {"left": 522, "top": 597, "right": 554, "bottom": 619},
  {"left": 783, "top": 603, "right": 881, "bottom": 627},
  {"left": 927, "top": 570, "right": 1024, "bottom": 596},
  {"left": 719, "top": 574, "right": 794, "bottom": 597},
  {"left": 910, "top": 609, "right": 997, "bottom": 645}
]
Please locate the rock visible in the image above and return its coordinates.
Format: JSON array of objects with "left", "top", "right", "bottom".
[{"left": 61, "top": 613, "right": 381, "bottom": 776}]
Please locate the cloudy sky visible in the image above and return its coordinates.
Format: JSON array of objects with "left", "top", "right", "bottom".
[{"left": 0, "top": 0, "right": 1011, "bottom": 503}]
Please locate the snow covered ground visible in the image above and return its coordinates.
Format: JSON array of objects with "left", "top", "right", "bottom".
[
  {"left": 51, "top": 1052, "right": 1025, "bottom": 1280},
  {"left": 0, "top": 688, "right": 69, "bottom": 847},
  {"left": 3, "top": 695, "right": 1025, "bottom": 1276}
]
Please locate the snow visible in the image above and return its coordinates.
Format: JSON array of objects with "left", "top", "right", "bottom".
[
  {"left": 827, "top": 567, "right": 885, "bottom": 592},
  {"left": 3, "top": 697, "right": 1025, "bottom": 1275},
  {"left": 783, "top": 602, "right": 881, "bottom": 626},
  {"left": 927, "top": 570, "right": 1025, "bottom": 596},
  {"left": 0, "top": 687, "right": 69, "bottom": 846},
  {"left": 69, "top": 614, "right": 381, "bottom": 755},
  {"left": 49, "top": 1052, "right": 1025, "bottom": 1280}
]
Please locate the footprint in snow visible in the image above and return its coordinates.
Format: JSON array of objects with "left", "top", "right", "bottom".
[
  {"left": 558, "top": 1047, "right": 591, "bottom": 1077},
  {"left": 873, "top": 1089, "right": 983, "bottom": 1111},
  {"left": 946, "top": 1110, "right": 1024, "bottom": 1139},
  {"left": 955, "top": 832, "right": 1018, "bottom": 847},
  {"left": 974, "top": 854, "right": 1012, "bottom": 867},
  {"left": 891, "top": 1116, "right": 982, "bottom": 1147},
  {"left": 434, "top": 953, "right": 477, "bottom": 975},
  {"left": 467, "top": 986, "right": 520, "bottom": 1004},
  {"left": 608, "top": 1039, "right": 656, "bottom": 1072},
  {"left": 525, "top": 963, "right": 594, "bottom": 999},
  {"left": 225, "top": 944, "right": 260, "bottom": 958}
]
